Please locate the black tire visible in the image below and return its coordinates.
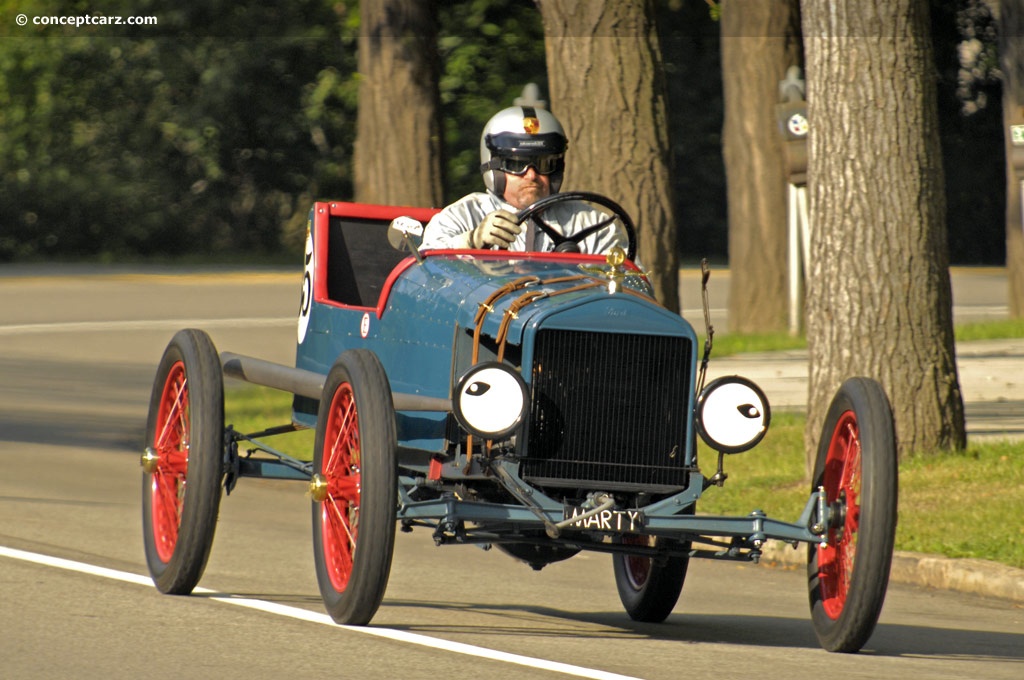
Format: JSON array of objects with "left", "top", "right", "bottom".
[
  {"left": 142, "top": 329, "right": 224, "bottom": 594},
  {"left": 808, "top": 377, "right": 898, "bottom": 653},
  {"left": 613, "top": 536, "right": 689, "bottom": 622},
  {"left": 311, "top": 349, "right": 397, "bottom": 625}
]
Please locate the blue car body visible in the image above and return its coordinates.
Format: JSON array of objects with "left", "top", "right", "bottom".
[{"left": 292, "top": 201, "right": 706, "bottom": 500}]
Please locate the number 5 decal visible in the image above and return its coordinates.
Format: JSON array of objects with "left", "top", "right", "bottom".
[{"left": 297, "top": 225, "right": 314, "bottom": 344}]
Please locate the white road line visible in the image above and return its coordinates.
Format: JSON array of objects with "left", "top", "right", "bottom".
[
  {"left": 0, "top": 318, "right": 294, "bottom": 336},
  {"left": 0, "top": 545, "right": 643, "bottom": 680}
]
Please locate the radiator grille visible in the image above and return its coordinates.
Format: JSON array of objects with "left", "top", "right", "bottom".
[{"left": 522, "top": 329, "right": 692, "bottom": 491}]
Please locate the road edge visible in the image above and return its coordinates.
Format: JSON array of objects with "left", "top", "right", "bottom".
[{"left": 761, "top": 541, "right": 1024, "bottom": 604}]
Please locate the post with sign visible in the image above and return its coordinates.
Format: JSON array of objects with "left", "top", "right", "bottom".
[
  {"left": 777, "top": 66, "right": 809, "bottom": 335},
  {"left": 1011, "top": 124, "right": 1024, "bottom": 234}
]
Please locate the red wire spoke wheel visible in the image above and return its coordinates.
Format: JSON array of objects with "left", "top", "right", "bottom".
[
  {"left": 149, "top": 360, "right": 189, "bottom": 563},
  {"left": 808, "top": 378, "right": 897, "bottom": 653},
  {"left": 819, "top": 412, "right": 862, "bottom": 617},
  {"left": 142, "top": 329, "right": 224, "bottom": 594},
  {"left": 311, "top": 350, "right": 397, "bottom": 625},
  {"left": 319, "top": 383, "right": 361, "bottom": 591},
  {"left": 613, "top": 533, "right": 690, "bottom": 623}
]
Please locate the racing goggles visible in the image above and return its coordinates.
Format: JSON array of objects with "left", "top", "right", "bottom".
[{"left": 485, "top": 154, "right": 564, "bottom": 176}]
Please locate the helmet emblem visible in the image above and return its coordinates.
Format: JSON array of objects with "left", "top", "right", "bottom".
[{"left": 523, "top": 116, "right": 540, "bottom": 134}]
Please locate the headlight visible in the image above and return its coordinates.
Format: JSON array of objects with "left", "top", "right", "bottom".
[
  {"left": 453, "top": 362, "right": 529, "bottom": 440},
  {"left": 695, "top": 376, "right": 770, "bottom": 453}
]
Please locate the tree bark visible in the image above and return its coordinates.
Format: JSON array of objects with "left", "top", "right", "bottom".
[
  {"left": 999, "top": 0, "right": 1024, "bottom": 318},
  {"left": 721, "top": 0, "right": 802, "bottom": 333},
  {"left": 353, "top": 0, "right": 444, "bottom": 207},
  {"left": 801, "top": 0, "right": 966, "bottom": 467},
  {"left": 536, "top": 0, "right": 680, "bottom": 312}
]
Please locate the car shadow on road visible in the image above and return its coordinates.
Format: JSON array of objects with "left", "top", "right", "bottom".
[
  {"left": 0, "top": 411, "right": 143, "bottom": 452},
  {"left": 0, "top": 355, "right": 151, "bottom": 452},
  {"left": 180, "top": 589, "right": 1024, "bottom": 663},
  {"left": 376, "top": 599, "right": 1024, "bottom": 661},
  {"left": 867, "top": 622, "right": 1024, "bottom": 661},
  {"left": 378, "top": 603, "right": 824, "bottom": 648},
  {"left": 654, "top": 614, "right": 1024, "bottom": 661}
]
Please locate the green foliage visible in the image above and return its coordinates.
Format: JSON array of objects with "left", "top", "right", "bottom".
[
  {"left": 0, "top": 0, "right": 358, "bottom": 261},
  {"left": 437, "top": 0, "right": 546, "bottom": 202},
  {"left": 0, "top": 0, "right": 543, "bottom": 258},
  {"left": 656, "top": 0, "right": 726, "bottom": 259},
  {"left": 0, "top": 0, "right": 1005, "bottom": 265},
  {"left": 931, "top": 0, "right": 1005, "bottom": 265}
]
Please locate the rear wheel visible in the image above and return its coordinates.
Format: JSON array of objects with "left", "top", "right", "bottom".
[
  {"left": 808, "top": 377, "right": 898, "bottom": 653},
  {"left": 613, "top": 535, "right": 689, "bottom": 622},
  {"left": 311, "top": 350, "right": 397, "bottom": 625},
  {"left": 141, "top": 329, "right": 224, "bottom": 594}
]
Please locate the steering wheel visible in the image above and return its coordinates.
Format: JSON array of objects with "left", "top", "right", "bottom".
[{"left": 514, "top": 191, "right": 638, "bottom": 262}]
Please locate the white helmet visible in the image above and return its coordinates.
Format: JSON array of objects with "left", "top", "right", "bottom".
[{"left": 479, "top": 105, "right": 567, "bottom": 197}]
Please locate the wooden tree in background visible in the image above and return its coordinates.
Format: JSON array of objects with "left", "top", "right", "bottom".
[
  {"left": 721, "top": 0, "right": 803, "bottom": 333},
  {"left": 998, "top": 0, "right": 1024, "bottom": 318},
  {"left": 801, "top": 0, "right": 966, "bottom": 464},
  {"left": 536, "top": 0, "right": 680, "bottom": 311},
  {"left": 353, "top": 0, "right": 444, "bottom": 207}
]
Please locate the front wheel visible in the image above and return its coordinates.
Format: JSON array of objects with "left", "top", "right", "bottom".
[
  {"left": 141, "top": 329, "right": 224, "bottom": 594},
  {"left": 311, "top": 349, "right": 397, "bottom": 625},
  {"left": 808, "top": 377, "right": 898, "bottom": 653},
  {"left": 613, "top": 536, "right": 689, "bottom": 622}
]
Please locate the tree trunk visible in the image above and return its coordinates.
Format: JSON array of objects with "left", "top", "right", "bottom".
[
  {"left": 536, "top": 0, "right": 680, "bottom": 312},
  {"left": 721, "top": 0, "right": 802, "bottom": 333},
  {"left": 1000, "top": 0, "right": 1024, "bottom": 318},
  {"left": 353, "top": 0, "right": 444, "bottom": 207},
  {"left": 801, "top": 0, "right": 966, "bottom": 467}
]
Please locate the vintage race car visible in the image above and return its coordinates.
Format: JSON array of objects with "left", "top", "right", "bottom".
[{"left": 140, "top": 194, "right": 898, "bottom": 654}]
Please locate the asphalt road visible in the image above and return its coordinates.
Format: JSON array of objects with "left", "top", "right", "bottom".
[{"left": 1, "top": 266, "right": 1022, "bottom": 679}]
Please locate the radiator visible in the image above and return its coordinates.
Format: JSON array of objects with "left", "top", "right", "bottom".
[{"left": 522, "top": 328, "right": 692, "bottom": 492}]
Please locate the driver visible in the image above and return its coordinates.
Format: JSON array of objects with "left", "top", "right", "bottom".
[{"left": 418, "top": 105, "right": 628, "bottom": 255}]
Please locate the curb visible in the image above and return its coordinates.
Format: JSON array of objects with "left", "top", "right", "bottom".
[
  {"left": 889, "top": 552, "right": 1024, "bottom": 603},
  {"left": 760, "top": 541, "right": 1024, "bottom": 604}
]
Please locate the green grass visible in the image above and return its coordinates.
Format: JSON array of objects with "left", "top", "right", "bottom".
[
  {"left": 695, "top": 413, "right": 809, "bottom": 521},
  {"left": 224, "top": 384, "right": 315, "bottom": 461},
  {"left": 896, "top": 442, "right": 1024, "bottom": 566},
  {"left": 698, "top": 331, "right": 807, "bottom": 358},
  {"left": 697, "top": 413, "right": 1024, "bottom": 569},
  {"left": 699, "top": 316, "right": 1023, "bottom": 358},
  {"left": 954, "top": 317, "right": 1024, "bottom": 342}
]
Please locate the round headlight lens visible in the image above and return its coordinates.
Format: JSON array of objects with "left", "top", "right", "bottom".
[
  {"left": 696, "top": 376, "right": 771, "bottom": 453},
  {"left": 453, "top": 362, "right": 529, "bottom": 440}
]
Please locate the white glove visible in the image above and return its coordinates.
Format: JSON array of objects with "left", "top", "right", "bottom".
[{"left": 470, "top": 210, "right": 522, "bottom": 249}]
